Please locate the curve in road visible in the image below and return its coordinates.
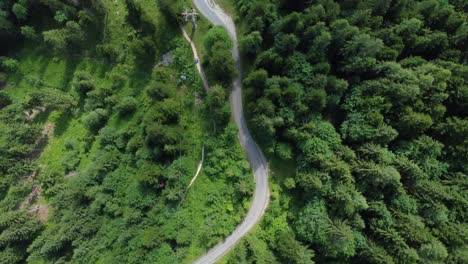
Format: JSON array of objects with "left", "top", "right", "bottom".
[{"left": 192, "top": 1, "right": 270, "bottom": 263}]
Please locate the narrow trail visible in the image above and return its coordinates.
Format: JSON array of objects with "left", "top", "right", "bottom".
[
  {"left": 189, "top": 1, "right": 270, "bottom": 263},
  {"left": 179, "top": 27, "right": 207, "bottom": 193},
  {"left": 187, "top": 145, "right": 205, "bottom": 190},
  {"left": 180, "top": 26, "right": 210, "bottom": 91}
]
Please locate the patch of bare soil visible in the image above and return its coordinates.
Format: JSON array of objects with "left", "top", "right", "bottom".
[
  {"left": 29, "top": 122, "right": 54, "bottom": 160},
  {"left": 25, "top": 106, "right": 46, "bottom": 121},
  {"left": 18, "top": 121, "right": 54, "bottom": 222},
  {"left": 19, "top": 175, "right": 50, "bottom": 222},
  {"left": 194, "top": 92, "right": 202, "bottom": 106},
  {"left": 155, "top": 51, "right": 174, "bottom": 67},
  {"left": 29, "top": 204, "right": 49, "bottom": 222},
  {"left": 18, "top": 184, "right": 42, "bottom": 210},
  {"left": 65, "top": 171, "right": 78, "bottom": 178}
]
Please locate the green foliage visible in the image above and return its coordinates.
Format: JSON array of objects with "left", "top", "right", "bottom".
[
  {"left": 12, "top": 3, "right": 27, "bottom": 20},
  {"left": 0, "top": 3, "right": 251, "bottom": 258},
  {"left": 275, "top": 230, "right": 315, "bottom": 264},
  {"left": 20, "top": 26, "right": 38, "bottom": 40},
  {"left": 419, "top": 240, "right": 448, "bottom": 264},
  {"left": 146, "top": 81, "right": 175, "bottom": 101},
  {"left": 204, "top": 26, "right": 233, "bottom": 51},
  {"left": 43, "top": 21, "right": 84, "bottom": 52},
  {"left": 0, "top": 211, "right": 42, "bottom": 264},
  {"left": 205, "top": 84, "right": 230, "bottom": 129},
  {"left": 233, "top": 0, "right": 468, "bottom": 262},
  {"left": 0, "top": 0, "right": 466, "bottom": 263},
  {"left": 204, "top": 26, "right": 236, "bottom": 84},
  {"left": 296, "top": 199, "right": 330, "bottom": 245},
  {"left": 115, "top": 96, "right": 138, "bottom": 115},
  {"left": 72, "top": 70, "right": 95, "bottom": 94},
  {"left": 82, "top": 108, "right": 109, "bottom": 133},
  {"left": 0, "top": 92, "right": 11, "bottom": 109},
  {"left": 240, "top": 31, "right": 263, "bottom": 55},
  {"left": 54, "top": 11, "right": 67, "bottom": 24},
  {"left": 398, "top": 109, "right": 433, "bottom": 137},
  {"left": 0, "top": 57, "right": 19, "bottom": 73},
  {"left": 28, "top": 88, "right": 76, "bottom": 110},
  {"left": 158, "top": 0, "right": 184, "bottom": 22}
]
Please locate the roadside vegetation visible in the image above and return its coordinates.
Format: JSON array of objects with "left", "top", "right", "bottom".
[
  {"left": 225, "top": 0, "right": 468, "bottom": 263},
  {"left": 0, "top": 0, "right": 251, "bottom": 263}
]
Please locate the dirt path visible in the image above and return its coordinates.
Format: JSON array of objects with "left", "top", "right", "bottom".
[
  {"left": 180, "top": 26, "right": 210, "bottom": 91},
  {"left": 18, "top": 121, "right": 53, "bottom": 222},
  {"left": 186, "top": 145, "right": 205, "bottom": 190}
]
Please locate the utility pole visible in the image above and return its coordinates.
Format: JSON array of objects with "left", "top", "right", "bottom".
[{"left": 182, "top": 8, "right": 198, "bottom": 29}]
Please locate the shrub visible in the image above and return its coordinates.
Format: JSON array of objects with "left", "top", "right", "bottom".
[
  {"left": 82, "top": 108, "right": 108, "bottom": 133},
  {"left": 146, "top": 81, "right": 175, "bottom": 101},
  {"left": 98, "top": 126, "right": 118, "bottom": 146},
  {"left": 115, "top": 97, "right": 138, "bottom": 115},
  {"left": 0, "top": 57, "right": 19, "bottom": 72},
  {"left": 72, "top": 71, "right": 95, "bottom": 94},
  {"left": 20, "top": 26, "right": 38, "bottom": 40},
  {"left": 0, "top": 92, "right": 11, "bottom": 109},
  {"left": 12, "top": 3, "right": 27, "bottom": 20},
  {"left": 204, "top": 26, "right": 233, "bottom": 52}
]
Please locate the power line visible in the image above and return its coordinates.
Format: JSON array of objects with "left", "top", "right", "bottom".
[{"left": 181, "top": 8, "right": 198, "bottom": 29}]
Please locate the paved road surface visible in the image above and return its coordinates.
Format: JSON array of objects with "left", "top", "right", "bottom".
[{"left": 192, "top": 0, "right": 270, "bottom": 263}]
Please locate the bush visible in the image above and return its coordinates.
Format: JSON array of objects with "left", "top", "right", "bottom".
[
  {"left": 115, "top": 96, "right": 138, "bottom": 115},
  {"left": 206, "top": 43, "right": 236, "bottom": 83},
  {"left": 107, "top": 64, "right": 131, "bottom": 88},
  {"left": 151, "top": 68, "right": 170, "bottom": 81},
  {"left": 0, "top": 57, "right": 19, "bottom": 72},
  {"left": 146, "top": 81, "right": 175, "bottom": 101},
  {"left": 20, "top": 26, "right": 38, "bottom": 40},
  {"left": 203, "top": 26, "right": 236, "bottom": 83},
  {"left": 240, "top": 31, "right": 262, "bottom": 55},
  {"left": 54, "top": 11, "right": 68, "bottom": 24},
  {"left": 204, "top": 26, "right": 233, "bottom": 52},
  {"left": 0, "top": 92, "right": 11, "bottom": 109},
  {"left": 82, "top": 108, "right": 109, "bottom": 133},
  {"left": 96, "top": 44, "right": 121, "bottom": 62},
  {"left": 158, "top": 0, "right": 184, "bottom": 22},
  {"left": 98, "top": 126, "right": 118, "bottom": 146},
  {"left": 42, "top": 21, "right": 84, "bottom": 52},
  {"left": 28, "top": 88, "right": 76, "bottom": 110},
  {"left": 72, "top": 71, "right": 95, "bottom": 94},
  {"left": 62, "top": 150, "right": 80, "bottom": 173},
  {"left": 12, "top": 3, "right": 27, "bottom": 20}
]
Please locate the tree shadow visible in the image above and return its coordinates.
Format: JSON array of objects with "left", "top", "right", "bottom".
[
  {"left": 61, "top": 56, "right": 80, "bottom": 90},
  {"left": 35, "top": 49, "right": 53, "bottom": 85},
  {"left": 53, "top": 111, "right": 73, "bottom": 137},
  {"left": 128, "top": 66, "right": 152, "bottom": 95},
  {"left": 89, "top": 60, "right": 110, "bottom": 79},
  {"left": 33, "top": 111, "right": 50, "bottom": 125}
]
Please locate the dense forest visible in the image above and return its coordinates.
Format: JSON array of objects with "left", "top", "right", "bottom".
[
  {"left": 0, "top": 0, "right": 252, "bottom": 263},
  {"left": 224, "top": 0, "right": 468, "bottom": 263},
  {"left": 1, "top": 0, "right": 467, "bottom": 263}
]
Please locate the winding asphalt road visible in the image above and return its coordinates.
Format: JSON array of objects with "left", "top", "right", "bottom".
[{"left": 192, "top": 0, "right": 270, "bottom": 263}]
